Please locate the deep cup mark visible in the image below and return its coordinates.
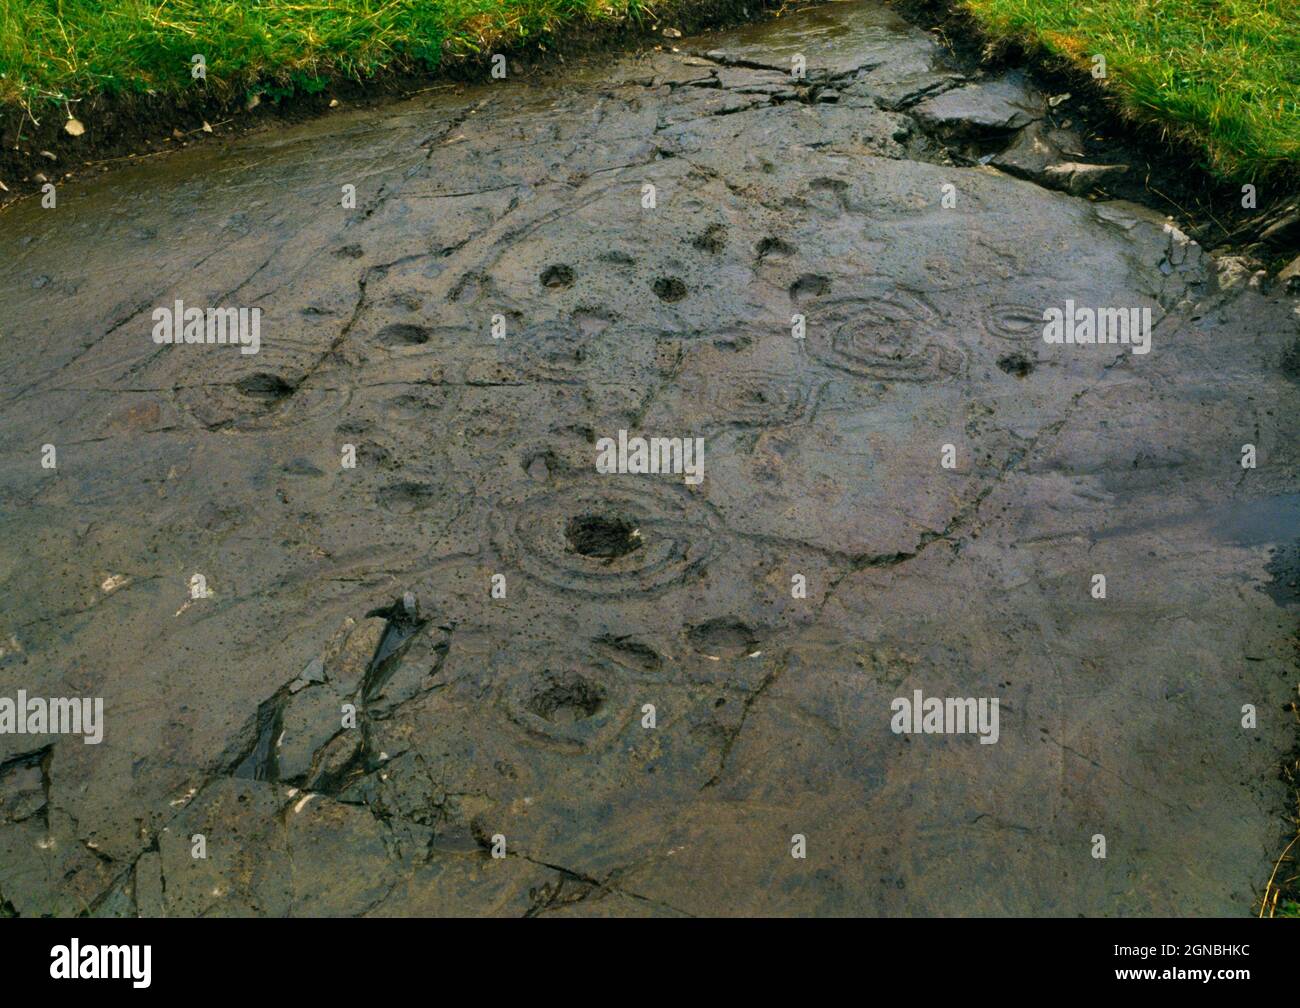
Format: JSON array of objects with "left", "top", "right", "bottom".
[
  {"left": 540, "top": 264, "right": 576, "bottom": 289},
  {"left": 525, "top": 671, "right": 606, "bottom": 724},
  {"left": 235, "top": 372, "right": 295, "bottom": 403},
  {"left": 789, "top": 273, "right": 831, "bottom": 303},
  {"left": 492, "top": 483, "right": 722, "bottom": 597},
  {"left": 687, "top": 617, "right": 762, "bottom": 659},
  {"left": 653, "top": 276, "right": 688, "bottom": 302},
  {"left": 564, "top": 513, "right": 643, "bottom": 559},
  {"left": 500, "top": 661, "right": 630, "bottom": 753},
  {"left": 756, "top": 236, "right": 797, "bottom": 260},
  {"left": 997, "top": 351, "right": 1036, "bottom": 377},
  {"left": 375, "top": 323, "right": 432, "bottom": 346},
  {"left": 179, "top": 373, "right": 351, "bottom": 432}
]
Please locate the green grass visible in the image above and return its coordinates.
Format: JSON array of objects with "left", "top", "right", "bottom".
[
  {"left": 0, "top": 0, "right": 651, "bottom": 118},
  {"left": 960, "top": 0, "right": 1300, "bottom": 179},
  {"left": 1, "top": 1, "right": 1297, "bottom": 180}
]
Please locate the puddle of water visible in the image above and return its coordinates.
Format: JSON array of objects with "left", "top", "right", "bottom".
[{"left": 693, "top": 0, "right": 926, "bottom": 73}]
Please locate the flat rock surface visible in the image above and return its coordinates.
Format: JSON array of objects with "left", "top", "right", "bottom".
[
  {"left": 0, "top": 0, "right": 1297, "bottom": 917},
  {"left": 912, "top": 72, "right": 1045, "bottom": 135}
]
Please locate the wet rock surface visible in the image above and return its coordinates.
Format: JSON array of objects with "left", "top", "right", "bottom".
[
  {"left": 912, "top": 72, "right": 1044, "bottom": 136},
  {"left": 0, "top": 0, "right": 1297, "bottom": 916}
]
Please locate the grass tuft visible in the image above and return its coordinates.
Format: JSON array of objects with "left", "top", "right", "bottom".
[
  {"left": 959, "top": 0, "right": 1300, "bottom": 179},
  {"left": 0, "top": 0, "right": 654, "bottom": 117}
]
